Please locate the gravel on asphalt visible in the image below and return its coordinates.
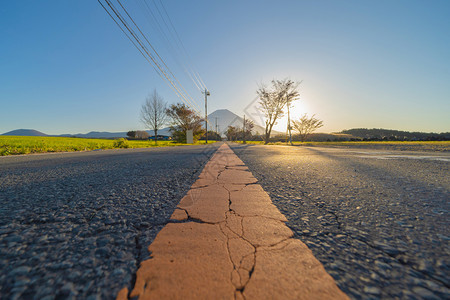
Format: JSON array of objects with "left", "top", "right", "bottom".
[
  {"left": 230, "top": 143, "right": 449, "bottom": 299},
  {"left": 0, "top": 144, "right": 219, "bottom": 299}
]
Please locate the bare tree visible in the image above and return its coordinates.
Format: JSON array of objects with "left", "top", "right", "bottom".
[
  {"left": 292, "top": 114, "right": 324, "bottom": 142},
  {"left": 135, "top": 130, "right": 149, "bottom": 139},
  {"left": 257, "top": 79, "right": 300, "bottom": 144},
  {"left": 166, "top": 103, "right": 205, "bottom": 143},
  {"left": 140, "top": 90, "right": 168, "bottom": 144},
  {"left": 242, "top": 118, "right": 254, "bottom": 144}
]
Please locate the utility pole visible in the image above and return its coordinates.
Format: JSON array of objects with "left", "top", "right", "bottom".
[
  {"left": 203, "top": 88, "right": 210, "bottom": 144},
  {"left": 286, "top": 80, "right": 303, "bottom": 145},
  {"left": 287, "top": 80, "right": 302, "bottom": 145},
  {"left": 243, "top": 115, "right": 246, "bottom": 144},
  {"left": 287, "top": 102, "right": 292, "bottom": 145},
  {"left": 215, "top": 117, "right": 218, "bottom": 138}
]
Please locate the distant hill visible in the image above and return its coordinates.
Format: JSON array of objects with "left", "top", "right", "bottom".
[
  {"left": 64, "top": 131, "right": 128, "bottom": 138},
  {"left": 145, "top": 127, "right": 171, "bottom": 136},
  {"left": 2, "top": 128, "right": 172, "bottom": 139},
  {"left": 340, "top": 128, "right": 450, "bottom": 141},
  {"left": 1, "top": 129, "right": 48, "bottom": 136},
  {"left": 63, "top": 127, "right": 172, "bottom": 138},
  {"left": 1, "top": 109, "right": 284, "bottom": 138},
  {"left": 207, "top": 109, "right": 281, "bottom": 136}
]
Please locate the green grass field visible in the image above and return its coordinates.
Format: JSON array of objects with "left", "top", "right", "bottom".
[
  {"left": 0, "top": 136, "right": 206, "bottom": 156},
  {"left": 235, "top": 140, "right": 450, "bottom": 151}
]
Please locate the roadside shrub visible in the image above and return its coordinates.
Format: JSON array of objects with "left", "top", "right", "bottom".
[
  {"left": 113, "top": 138, "right": 129, "bottom": 149},
  {"left": 0, "top": 146, "right": 10, "bottom": 156}
]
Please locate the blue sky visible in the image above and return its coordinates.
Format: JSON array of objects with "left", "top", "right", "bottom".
[{"left": 1, "top": 0, "right": 449, "bottom": 134}]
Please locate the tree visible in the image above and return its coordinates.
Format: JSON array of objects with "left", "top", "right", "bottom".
[
  {"left": 200, "top": 130, "right": 221, "bottom": 141},
  {"left": 135, "top": 130, "right": 149, "bottom": 139},
  {"left": 257, "top": 79, "right": 300, "bottom": 144},
  {"left": 284, "top": 80, "right": 301, "bottom": 145},
  {"left": 140, "top": 90, "right": 168, "bottom": 145},
  {"left": 127, "top": 131, "right": 136, "bottom": 138},
  {"left": 242, "top": 118, "right": 254, "bottom": 143},
  {"left": 226, "top": 126, "right": 238, "bottom": 141},
  {"left": 166, "top": 103, "right": 205, "bottom": 143},
  {"left": 292, "top": 114, "right": 324, "bottom": 142}
]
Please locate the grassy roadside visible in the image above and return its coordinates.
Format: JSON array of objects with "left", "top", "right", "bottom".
[
  {"left": 233, "top": 140, "right": 450, "bottom": 152},
  {"left": 0, "top": 136, "right": 213, "bottom": 156}
]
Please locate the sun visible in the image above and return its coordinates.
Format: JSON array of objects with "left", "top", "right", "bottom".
[
  {"left": 273, "top": 99, "right": 313, "bottom": 132},
  {"left": 289, "top": 100, "right": 313, "bottom": 120}
]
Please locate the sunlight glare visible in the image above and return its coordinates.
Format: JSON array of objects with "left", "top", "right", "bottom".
[{"left": 273, "top": 98, "right": 314, "bottom": 132}]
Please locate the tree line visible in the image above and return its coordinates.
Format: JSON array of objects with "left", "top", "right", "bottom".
[
  {"left": 340, "top": 128, "right": 450, "bottom": 141},
  {"left": 225, "top": 79, "right": 323, "bottom": 144},
  {"left": 134, "top": 79, "right": 325, "bottom": 144},
  {"left": 129, "top": 89, "right": 207, "bottom": 144},
  {"left": 130, "top": 83, "right": 446, "bottom": 144},
  {"left": 224, "top": 118, "right": 255, "bottom": 142}
]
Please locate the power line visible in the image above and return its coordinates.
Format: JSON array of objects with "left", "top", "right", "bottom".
[
  {"left": 114, "top": 0, "right": 201, "bottom": 114},
  {"left": 98, "top": 0, "right": 202, "bottom": 115},
  {"left": 138, "top": 0, "right": 204, "bottom": 92},
  {"left": 151, "top": 0, "right": 207, "bottom": 91},
  {"left": 115, "top": 0, "right": 202, "bottom": 113},
  {"left": 97, "top": 0, "right": 161, "bottom": 77}
]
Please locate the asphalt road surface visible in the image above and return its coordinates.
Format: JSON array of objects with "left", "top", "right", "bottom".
[
  {"left": 0, "top": 144, "right": 219, "bottom": 299},
  {"left": 230, "top": 143, "right": 449, "bottom": 299}
]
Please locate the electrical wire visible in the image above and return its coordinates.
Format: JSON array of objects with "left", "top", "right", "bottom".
[
  {"left": 115, "top": 0, "right": 202, "bottom": 114},
  {"left": 98, "top": 0, "right": 202, "bottom": 116},
  {"left": 97, "top": 0, "right": 162, "bottom": 77},
  {"left": 151, "top": 0, "right": 207, "bottom": 91},
  {"left": 139, "top": 0, "right": 204, "bottom": 93}
]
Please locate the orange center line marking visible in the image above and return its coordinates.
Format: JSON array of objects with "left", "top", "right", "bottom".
[{"left": 118, "top": 143, "right": 348, "bottom": 300}]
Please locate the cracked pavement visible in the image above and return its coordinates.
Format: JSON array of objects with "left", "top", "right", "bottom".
[
  {"left": 3, "top": 141, "right": 445, "bottom": 299},
  {"left": 124, "top": 143, "right": 347, "bottom": 299},
  {"left": 0, "top": 145, "right": 219, "bottom": 299},
  {"left": 229, "top": 143, "right": 450, "bottom": 299}
]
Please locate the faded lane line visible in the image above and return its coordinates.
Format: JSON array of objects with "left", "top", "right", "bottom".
[
  {"left": 356, "top": 155, "right": 450, "bottom": 162},
  {"left": 117, "top": 143, "right": 348, "bottom": 300}
]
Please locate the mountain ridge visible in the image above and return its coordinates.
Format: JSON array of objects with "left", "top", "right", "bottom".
[
  {"left": 340, "top": 128, "right": 450, "bottom": 140},
  {"left": 206, "top": 109, "right": 271, "bottom": 135},
  {"left": 4, "top": 110, "right": 446, "bottom": 139},
  {"left": 1, "top": 109, "right": 270, "bottom": 138},
  {"left": 2, "top": 129, "right": 48, "bottom": 136}
]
